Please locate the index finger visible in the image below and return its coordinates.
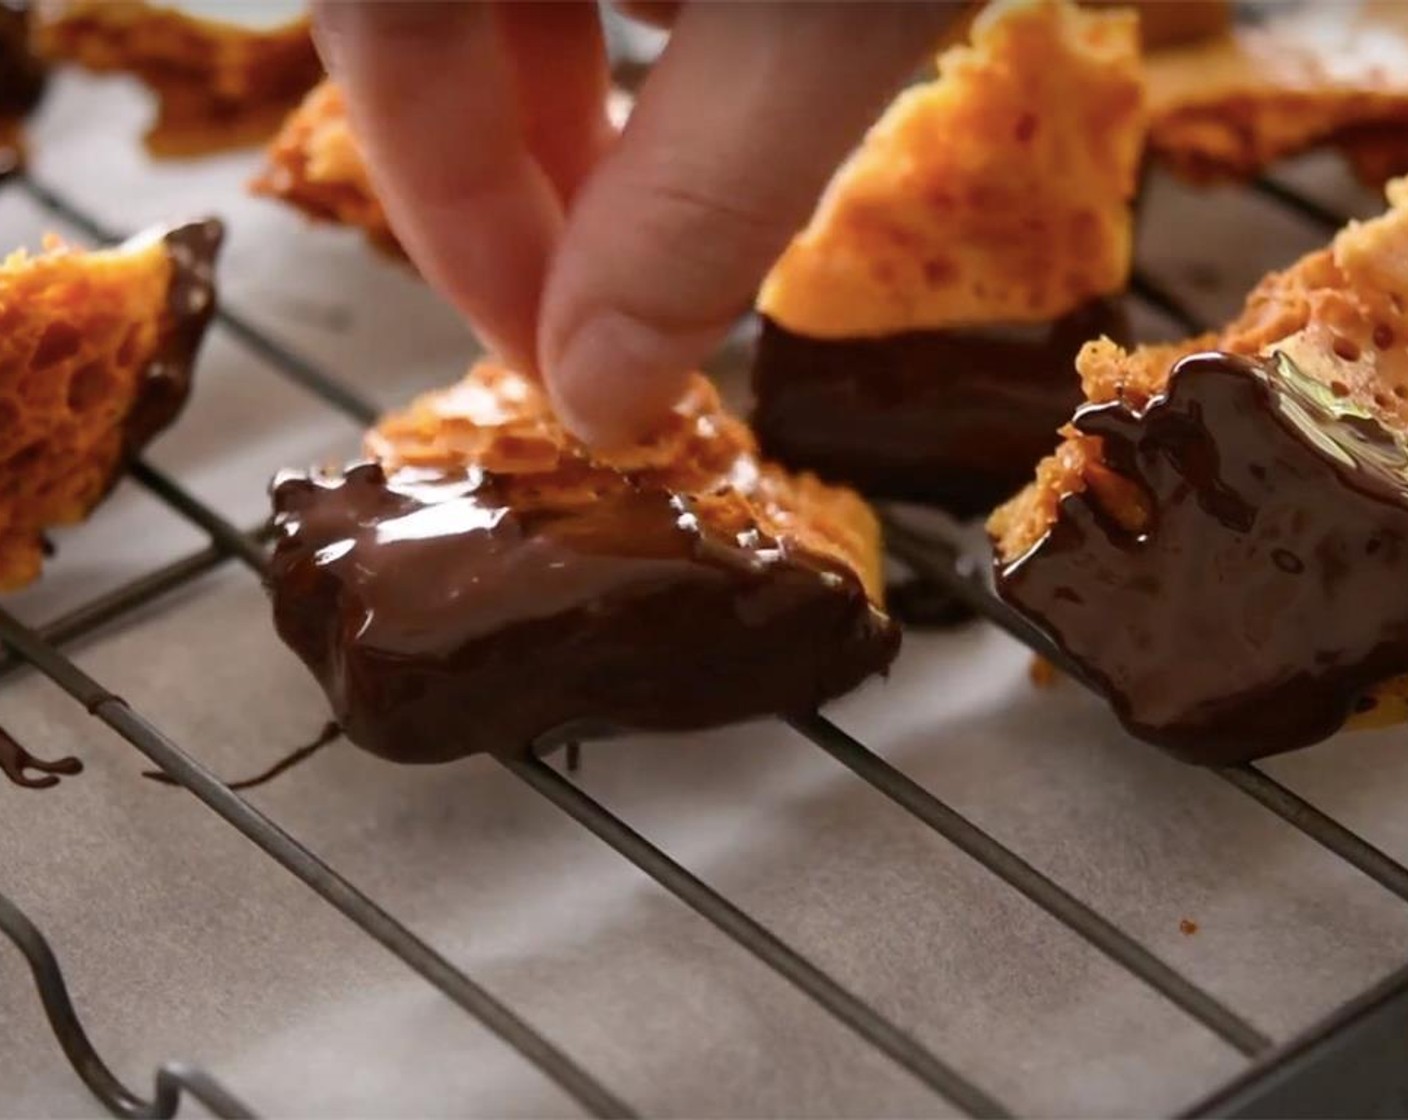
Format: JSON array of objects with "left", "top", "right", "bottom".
[
  {"left": 538, "top": 1, "right": 962, "bottom": 445},
  {"left": 312, "top": 1, "right": 564, "bottom": 372}
]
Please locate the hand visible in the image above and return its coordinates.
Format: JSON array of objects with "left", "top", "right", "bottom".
[{"left": 314, "top": 1, "right": 959, "bottom": 446}]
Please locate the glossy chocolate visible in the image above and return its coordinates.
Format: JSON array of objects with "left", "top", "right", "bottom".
[
  {"left": 998, "top": 350, "right": 1408, "bottom": 763},
  {"left": 751, "top": 298, "right": 1129, "bottom": 519},
  {"left": 123, "top": 219, "right": 224, "bottom": 452},
  {"left": 268, "top": 462, "right": 900, "bottom": 763},
  {"left": 0, "top": 724, "right": 81, "bottom": 789}
]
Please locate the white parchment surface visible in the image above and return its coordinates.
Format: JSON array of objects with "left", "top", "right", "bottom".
[{"left": 0, "top": 71, "right": 1406, "bottom": 1119}]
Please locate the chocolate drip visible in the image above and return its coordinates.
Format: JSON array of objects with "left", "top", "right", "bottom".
[
  {"left": 998, "top": 351, "right": 1408, "bottom": 763},
  {"left": 0, "top": 724, "right": 81, "bottom": 789},
  {"left": 144, "top": 721, "right": 340, "bottom": 791},
  {"left": 267, "top": 463, "right": 900, "bottom": 764},
  {"left": 123, "top": 219, "right": 225, "bottom": 452},
  {"left": 752, "top": 298, "right": 1129, "bottom": 518}
]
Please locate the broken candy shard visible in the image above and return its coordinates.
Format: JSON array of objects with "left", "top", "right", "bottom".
[
  {"left": 0, "top": 217, "right": 223, "bottom": 589},
  {"left": 998, "top": 351, "right": 1408, "bottom": 763},
  {"left": 749, "top": 0, "right": 1145, "bottom": 516},
  {"left": 1146, "top": 0, "right": 1408, "bottom": 186},
  {"left": 35, "top": 1, "right": 321, "bottom": 156},
  {"left": 250, "top": 80, "right": 402, "bottom": 259}
]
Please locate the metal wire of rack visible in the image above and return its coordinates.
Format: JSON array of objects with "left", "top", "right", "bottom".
[{"left": 0, "top": 152, "right": 1407, "bottom": 1120}]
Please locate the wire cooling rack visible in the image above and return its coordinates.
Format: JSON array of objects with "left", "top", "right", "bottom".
[{"left": 1, "top": 92, "right": 1408, "bottom": 1120}]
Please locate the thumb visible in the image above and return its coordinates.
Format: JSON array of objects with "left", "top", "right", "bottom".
[{"left": 538, "top": 1, "right": 961, "bottom": 447}]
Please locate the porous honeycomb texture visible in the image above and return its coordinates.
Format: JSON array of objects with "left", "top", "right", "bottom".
[
  {"left": 250, "top": 80, "right": 401, "bottom": 256},
  {"left": 0, "top": 233, "right": 175, "bottom": 588},
  {"left": 369, "top": 360, "right": 889, "bottom": 605},
  {"left": 757, "top": 0, "right": 1147, "bottom": 337}
]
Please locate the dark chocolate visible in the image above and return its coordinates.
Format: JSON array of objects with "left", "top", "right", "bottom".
[
  {"left": 267, "top": 463, "right": 900, "bottom": 764},
  {"left": 0, "top": 724, "right": 81, "bottom": 789},
  {"left": 0, "top": 2, "right": 46, "bottom": 177},
  {"left": 122, "top": 219, "right": 224, "bottom": 452},
  {"left": 751, "top": 298, "right": 1129, "bottom": 519},
  {"left": 998, "top": 350, "right": 1408, "bottom": 763}
]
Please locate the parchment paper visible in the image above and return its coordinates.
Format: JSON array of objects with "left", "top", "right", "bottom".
[{"left": 1, "top": 67, "right": 1407, "bottom": 1120}]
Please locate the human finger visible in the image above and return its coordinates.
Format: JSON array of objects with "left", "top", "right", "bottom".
[{"left": 538, "top": 1, "right": 962, "bottom": 445}]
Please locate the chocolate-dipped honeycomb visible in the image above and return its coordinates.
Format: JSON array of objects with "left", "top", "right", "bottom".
[
  {"left": 269, "top": 362, "right": 900, "bottom": 764},
  {"left": 990, "top": 178, "right": 1408, "bottom": 763},
  {"left": 1146, "top": 0, "right": 1408, "bottom": 187},
  {"left": 0, "top": 218, "right": 223, "bottom": 589},
  {"left": 34, "top": 1, "right": 320, "bottom": 157},
  {"left": 750, "top": 0, "right": 1145, "bottom": 516},
  {"left": 754, "top": 297, "right": 1129, "bottom": 517}
]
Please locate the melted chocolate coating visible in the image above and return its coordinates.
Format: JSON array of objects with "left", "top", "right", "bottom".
[
  {"left": 998, "top": 351, "right": 1408, "bottom": 763},
  {"left": 123, "top": 219, "right": 224, "bottom": 452},
  {"left": 268, "top": 463, "right": 900, "bottom": 763},
  {"left": 751, "top": 298, "right": 1130, "bottom": 519},
  {"left": 145, "top": 721, "right": 340, "bottom": 791},
  {"left": 0, "top": 724, "right": 81, "bottom": 789}
]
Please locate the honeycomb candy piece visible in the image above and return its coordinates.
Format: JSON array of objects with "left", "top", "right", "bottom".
[
  {"left": 0, "top": 217, "right": 223, "bottom": 589},
  {"left": 757, "top": 0, "right": 1145, "bottom": 339},
  {"left": 250, "top": 79, "right": 402, "bottom": 257},
  {"left": 1147, "top": 0, "right": 1408, "bottom": 185},
  {"left": 992, "top": 178, "right": 1408, "bottom": 561},
  {"left": 270, "top": 361, "right": 899, "bottom": 763},
  {"left": 749, "top": 0, "right": 1146, "bottom": 518},
  {"left": 35, "top": 1, "right": 321, "bottom": 157},
  {"left": 368, "top": 360, "right": 887, "bottom": 605},
  {"left": 989, "top": 179, "right": 1408, "bottom": 758}
]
